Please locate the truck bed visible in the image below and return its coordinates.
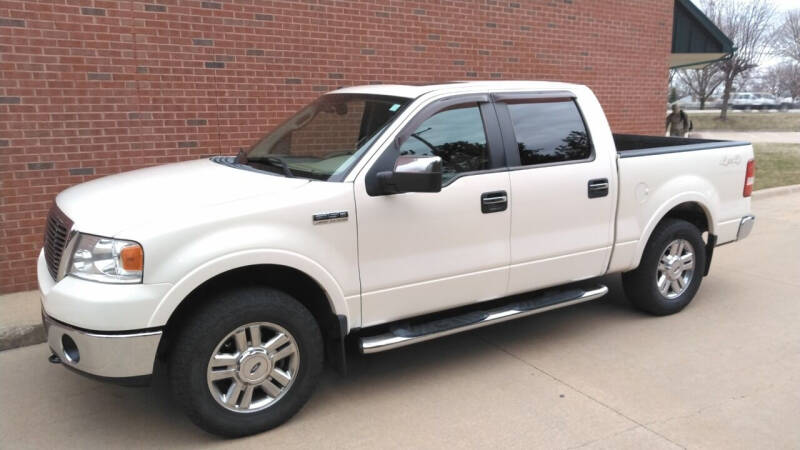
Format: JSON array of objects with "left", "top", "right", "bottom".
[
  {"left": 613, "top": 134, "right": 749, "bottom": 158},
  {"left": 610, "top": 133, "right": 754, "bottom": 274}
]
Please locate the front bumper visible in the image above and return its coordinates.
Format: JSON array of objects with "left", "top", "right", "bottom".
[
  {"left": 43, "top": 312, "right": 162, "bottom": 380},
  {"left": 737, "top": 215, "right": 756, "bottom": 240}
]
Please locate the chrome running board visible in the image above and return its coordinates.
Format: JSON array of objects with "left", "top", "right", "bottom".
[{"left": 359, "top": 285, "right": 608, "bottom": 354}]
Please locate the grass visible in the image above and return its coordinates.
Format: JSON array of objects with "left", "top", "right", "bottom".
[
  {"left": 691, "top": 112, "right": 800, "bottom": 131},
  {"left": 753, "top": 143, "right": 800, "bottom": 190}
]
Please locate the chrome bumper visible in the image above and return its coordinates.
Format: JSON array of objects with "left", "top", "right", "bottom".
[
  {"left": 737, "top": 215, "right": 756, "bottom": 240},
  {"left": 43, "top": 312, "right": 162, "bottom": 379}
]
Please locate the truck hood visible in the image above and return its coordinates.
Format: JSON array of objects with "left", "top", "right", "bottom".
[{"left": 57, "top": 158, "right": 310, "bottom": 237}]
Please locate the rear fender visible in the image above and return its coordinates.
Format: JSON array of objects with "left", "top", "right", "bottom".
[{"left": 630, "top": 191, "right": 716, "bottom": 269}]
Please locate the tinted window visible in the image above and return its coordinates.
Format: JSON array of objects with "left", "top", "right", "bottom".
[
  {"left": 506, "top": 100, "right": 591, "bottom": 166},
  {"left": 398, "top": 104, "right": 489, "bottom": 181}
]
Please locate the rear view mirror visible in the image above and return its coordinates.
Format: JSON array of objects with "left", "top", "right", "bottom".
[{"left": 376, "top": 155, "right": 442, "bottom": 194}]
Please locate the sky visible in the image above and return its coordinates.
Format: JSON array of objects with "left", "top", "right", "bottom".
[
  {"left": 690, "top": 0, "right": 797, "bottom": 12},
  {"left": 764, "top": 0, "right": 798, "bottom": 11},
  {"left": 689, "top": 0, "right": 798, "bottom": 67}
]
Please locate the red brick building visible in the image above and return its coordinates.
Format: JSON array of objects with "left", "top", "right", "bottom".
[{"left": 0, "top": 0, "right": 728, "bottom": 293}]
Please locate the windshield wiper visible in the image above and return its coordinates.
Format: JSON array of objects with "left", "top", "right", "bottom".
[{"left": 246, "top": 155, "right": 295, "bottom": 178}]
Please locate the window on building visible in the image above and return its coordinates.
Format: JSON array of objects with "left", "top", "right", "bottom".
[
  {"left": 398, "top": 104, "right": 489, "bottom": 182},
  {"left": 506, "top": 100, "right": 592, "bottom": 166}
]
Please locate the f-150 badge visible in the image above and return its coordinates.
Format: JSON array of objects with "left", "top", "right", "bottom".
[{"left": 312, "top": 211, "right": 349, "bottom": 225}]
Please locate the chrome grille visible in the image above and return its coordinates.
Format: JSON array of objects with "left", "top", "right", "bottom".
[{"left": 43, "top": 206, "right": 72, "bottom": 280}]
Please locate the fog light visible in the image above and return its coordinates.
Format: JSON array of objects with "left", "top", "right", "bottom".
[{"left": 61, "top": 334, "right": 79, "bottom": 363}]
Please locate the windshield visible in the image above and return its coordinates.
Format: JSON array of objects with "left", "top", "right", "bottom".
[{"left": 245, "top": 94, "right": 410, "bottom": 181}]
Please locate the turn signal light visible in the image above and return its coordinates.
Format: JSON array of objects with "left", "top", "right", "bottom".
[
  {"left": 743, "top": 159, "right": 755, "bottom": 197},
  {"left": 120, "top": 245, "right": 144, "bottom": 271}
]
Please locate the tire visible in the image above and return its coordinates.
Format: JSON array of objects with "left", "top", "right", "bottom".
[
  {"left": 169, "top": 286, "right": 323, "bottom": 437},
  {"left": 622, "top": 218, "right": 706, "bottom": 316}
]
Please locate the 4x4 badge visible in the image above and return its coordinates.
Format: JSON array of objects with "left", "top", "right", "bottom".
[{"left": 312, "top": 211, "right": 349, "bottom": 225}]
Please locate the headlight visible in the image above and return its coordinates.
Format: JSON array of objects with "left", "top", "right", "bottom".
[{"left": 68, "top": 234, "right": 144, "bottom": 284}]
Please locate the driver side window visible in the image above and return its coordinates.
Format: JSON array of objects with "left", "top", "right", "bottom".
[{"left": 398, "top": 103, "right": 489, "bottom": 182}]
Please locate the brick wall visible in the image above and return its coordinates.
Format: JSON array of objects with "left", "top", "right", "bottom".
[{"left": 0, "top": 0, "right": 673, "bottom": 293}]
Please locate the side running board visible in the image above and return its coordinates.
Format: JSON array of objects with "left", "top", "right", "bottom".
[{"left": 360, "top": 285, "right": 608, "bottom": 354}]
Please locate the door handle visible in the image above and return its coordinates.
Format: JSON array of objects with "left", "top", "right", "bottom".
[
  {"left": 481, "top": 191, "right": 508, "bottom": 213},
  {"left": 588, "top": 178, "right": 609, "bottom": 198}
]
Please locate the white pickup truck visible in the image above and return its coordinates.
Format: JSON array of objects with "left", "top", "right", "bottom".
[{"left": 39, "top": 81, "right": 755, "bottom": 436}]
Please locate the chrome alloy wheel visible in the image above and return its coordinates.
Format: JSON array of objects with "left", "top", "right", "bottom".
[
  {"left": 656, "top": 239, "right": 695, "bottom": 300},
  {"left": 206, "top": 322, "right": 300, "bottom": 413}
]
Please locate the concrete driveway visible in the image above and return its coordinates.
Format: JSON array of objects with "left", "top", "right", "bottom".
[{"left": 1, "top": 192, "right": 798, "bottom": 449}]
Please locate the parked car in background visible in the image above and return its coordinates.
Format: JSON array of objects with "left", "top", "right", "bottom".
[
  {"left": 780, "top": 96, "right": 799, "bottom": 110},
  {"left": 730, "top": 92, "right": 793, "bottom": 111}
]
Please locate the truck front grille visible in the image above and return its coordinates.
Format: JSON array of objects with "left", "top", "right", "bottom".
[{"left": 43, "top": 206, "right": 72, "bottom": 280}]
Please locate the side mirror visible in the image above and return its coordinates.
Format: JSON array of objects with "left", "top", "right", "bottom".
[{"left": 376, "top": 155, "right": 442, "bottom": 194}]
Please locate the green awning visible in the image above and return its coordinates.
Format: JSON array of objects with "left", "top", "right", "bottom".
[{"left": 670, "top": 0, "right": 734, "bottom": 69}]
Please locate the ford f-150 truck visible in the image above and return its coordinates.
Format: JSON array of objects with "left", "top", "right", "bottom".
[{"left": 39, "top": 81, "right": 756, "bottom": 436}]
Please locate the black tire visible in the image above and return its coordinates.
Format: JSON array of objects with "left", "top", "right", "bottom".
[
  {"left": 169, "top": 286, "right": 323, "bottom": 437},
  {"left": 622, "top": 218, "right": 706, "bottom": 316}
]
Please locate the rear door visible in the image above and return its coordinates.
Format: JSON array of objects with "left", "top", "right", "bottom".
[{"left": 493, "top": 92, "right": 616, "bottom": 294}]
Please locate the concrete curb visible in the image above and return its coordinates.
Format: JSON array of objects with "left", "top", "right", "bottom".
[
  {"left": 753, "top": 184, "right": 800, "bottom": 199},
  {"left": 0, "top": 324, "right": 46, "bottom": 352}
]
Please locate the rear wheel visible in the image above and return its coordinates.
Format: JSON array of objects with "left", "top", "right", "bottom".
[
  {"left": 169, "top": 287, "right": 323, "bottom": 437},
  {"left": 622, "top": 219, "right": 706, "bottom": 315}
]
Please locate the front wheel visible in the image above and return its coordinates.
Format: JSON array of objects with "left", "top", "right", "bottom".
[
  {"left": 622, "top": 219, "right": 706, "bottom": 316},
  {"left": 169, "top": 287, "right": 323, "bottom": 437}
]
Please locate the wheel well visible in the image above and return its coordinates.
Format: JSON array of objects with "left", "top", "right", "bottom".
[
  {"left": 156, "top": 264, "right": 342, "bottom": 360},
  {"left": 661, "top": 202, "right": 710, "bottom": 234}
]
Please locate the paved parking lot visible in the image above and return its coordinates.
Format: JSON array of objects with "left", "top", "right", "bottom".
[{"left": 1, "top": 192, "right": 798, "bottom": 449}]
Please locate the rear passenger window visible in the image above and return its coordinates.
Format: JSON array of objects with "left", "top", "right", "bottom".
[{"left": 506, "top": 100, "right": 592, "bottom": 166}]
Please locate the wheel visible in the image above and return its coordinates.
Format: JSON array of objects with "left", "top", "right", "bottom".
[
  {"left": 622, "top": 219, "right": 706, "bottom": 316},
  {"left": 169, "top": 286, "right": 323, "bottom": 437}
]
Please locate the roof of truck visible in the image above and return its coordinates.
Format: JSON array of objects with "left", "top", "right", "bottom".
[{"left": 328, "top": 80, "right": 583, "bottom": 99}]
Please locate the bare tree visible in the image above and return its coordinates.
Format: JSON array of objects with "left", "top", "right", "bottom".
[
  {"left": 751, "top": 62, "right": 800, "bottom": 103},
  {"left": 700, "top": 0, "right": 776, "bottom": 120},
  {"left": 676, "top": 63, "right": 725, "bottom": 109},
  {"left": 774, "top": 9, "right": 800, "bottom": 64},
  {"left": 755, "top": 66, "right": 782, "bottom": 96},
  {"left": 776, "top": 62, "right": 800, "bottom": 100}
]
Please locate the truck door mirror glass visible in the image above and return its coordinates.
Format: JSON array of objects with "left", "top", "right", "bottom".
[{"left": 376, "top": 155, "right": 442, "bottom": 194}]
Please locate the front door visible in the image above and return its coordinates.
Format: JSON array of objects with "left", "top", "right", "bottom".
[{"left": 355, "top": 96, "right": 511, "bottom": 327}]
